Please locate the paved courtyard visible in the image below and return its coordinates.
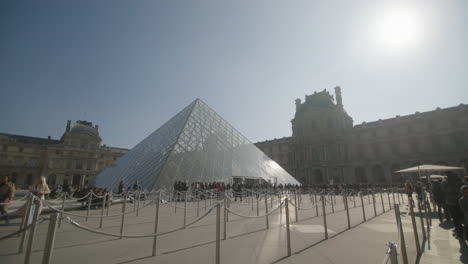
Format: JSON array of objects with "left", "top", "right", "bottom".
[{"left": 0, "top": 192, "right": 466, "bottom": 263}]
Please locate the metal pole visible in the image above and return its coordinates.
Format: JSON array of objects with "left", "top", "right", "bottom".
[
  {"left": 223, "top": 206, "right": 227, "bottom": 240},
  {"left": 215, "top": 203, "right": 221, "bottom": 264},
  {"left": 408, "top": 199, "right": 421, "bottom": 255},
  {"left": 392, "top": 190, "right": 396, "bottom": 205},
  {"left": 106, "top": 193, "right": 111, "bottom": 216},
  {"left": 136, "top": 191, "right": 141, "bottom": 217},
  {"left": 285, "top": 198, "right": 291, "bottom": 256},
  {"left": 330, "top": 195, "right": 335, "bottom": 213},
  {"left": 18, "top": 194, "right": 32, "bottom": 237},
  {"left": 322, "top": 195, "right": 328, "bottom": 239},
  {"left": 152, "top": 192, "right": 160, "bottom": 256},
  {"left": 380, "top": 192, "right": 385, "bottom": 213},
  {"left": 256, "top": 196, "right": 259, "bottom": 216},
  {"left": 42, "top": 213, "right": 59, "bottom": 264},
  {"left": 315, "top": 194, "right": 319, "bottom": 216},
  {"left": 86, "top": 193, "right": 92, "bottom": 222},
  {"left": 264, "top": 192, "right": 269, "bottom": 229},
  {"left": 24, "top": 199, "right": 41, "bottom": 264},
  {"left": 197, "top": 196, "right": 200, "bottom": 217},
  {"left": 360, "top": 192, "right": 366, "bottom": 222},
  {"left": 372, "top": 193, "right": 377, "bottom": 217},
  {"left": 417, "top": 199, "right": 427, "bottom": 240},
  {"left": 19, "top": 195, "right": 34, "bottom": 253},
  {"left": 344, "top": 194, "right": 351, "bottom": 229},
  {"left": 294, "top": 192, "right": 299, "bottom": 222},
  {"left": 99, "top": 194, "right": 106, "bottom": 228},
  {"left": 394, "top": 204, "right": 409, "bottom": 264},
  {"left": 58, "top": 193, "right": 66, "bottom": 228},
  {"left": 353, "top": 195, "right": 356, "bottom": 208},
  {"left": 183, "top": 192, "right": 187, "bottom": 228},
  {"left": 388, "top": 242, "right": 399, "bottom": 264},
  {"left": 120, "top": 192, "right": 127, "bottom": 238},
  {"left": 387, "top": 192, "right": 392, "bottom": 210}
]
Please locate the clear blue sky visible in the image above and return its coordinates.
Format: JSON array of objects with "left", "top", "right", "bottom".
[{"left": 1, "top": 0, "right": 467, "bottom": 149}]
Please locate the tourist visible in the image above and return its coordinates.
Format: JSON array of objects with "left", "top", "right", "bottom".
[
  {"left": 432, "top": 180, "right": 448, "bottom": 222},
  {"left": 442, "top": 172, "right": 464, "bottom": 239},
  {"left": 404, "top": 181, "right": 413, "bottom": 200},
  {"left": 459, "top": 185, "right": 468, "bottom": 240},
  {"left": 233, "top": 182, "right": 243, "bottom": 202},
  {"left": 30, "top": 176, "right": 50, "bottom": 214},
  {"left": 118, "top": 180, "right": 124, "bottom": 194},
  {"left": 0, "top": 175, "right": 15, "bottom": 224}
]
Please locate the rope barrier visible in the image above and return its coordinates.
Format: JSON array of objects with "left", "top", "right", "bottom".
[
  {"left": 225, "top": 200, "right": 284, "bottom": 219},
  {"left": 65, "top": 204, "right": 216, "bottom": 238},
  {"left": 0, "top": 218, "right": 46, "bottom": 241}
]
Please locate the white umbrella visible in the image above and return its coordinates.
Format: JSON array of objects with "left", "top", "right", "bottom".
[
  {"left": 395, "top": 164, "right": 464, "bottom": 173},
  {"left": 419, "top": 175, "right": 446, "bottom": 180}
]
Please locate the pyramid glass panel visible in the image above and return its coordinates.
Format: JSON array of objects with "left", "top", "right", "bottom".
[{"left": 96, "top": 99, "right": 300, "bottom": 191}]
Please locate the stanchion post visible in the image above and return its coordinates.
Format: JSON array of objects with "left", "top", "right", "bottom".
[
  {"left": 24, "top": 199, "right": 41, "bottom": 264},
  {"left": 294, "top": 193, "right": 299, "bottom": 222},
  {"left": 315, "top": 194, "right": 319, "bottom": 216},
  {"left": 417, "top": 199, "right": 427, "bottom": 240},
  {"left": 183, "top": 192, "right": 187, "bottom": 228},
  {"left": 19, "top": 195, "right": 34, "bottom": 253},
  {"left": 86, "top": 193, "right": 92, "bottom": 221},
  {"left": 360, "top": 192, "right": 366, "bottom": 222},
  {"left": 387, "top": 192, "right": 392, "bottom": 210},
  {"left": 99, "top": 194, "right": 106, "bottom": 228},
  {"left": 285, "top": 198, "right": 291, "bottom": 256},
  {"left": 58, "top": 193, "right": 66, "bottom": 228},
  {"left": 372, "top": 193, "right": 377, "bottom": 217},
  {"left": 216, "top": 203, "right": 221, "bottom": 264},
  {"left": 394, "top": 204, "right": 409, "bottom": 264},
  {"left": 197, "top": 196, "right": 200, "bottom": 217},
  {"left": 223, "top": 205, "right": 227, "bottom": 240},
  {"left": 136, "top": 191, "right": 141, "bottom": 217},
  {"left": 152, "top": 192, "right": 160, "bottom": 256},
  {"left": 120, "top": 192, "right": 127, "bottom": 239},
  {"left": 42, "top": 213, "right": 59, "bottom": 264},
  {"left": 344, "top": 194, "right": 351, "bottom": 229},
  {"left": 18, "top": 194, "right": 32, "bottom": 238},
  {"left": 264, "top": 192, "right": 269, "bottom": 229},
  {"left": 106, "top": 193, "right": 111, "bottom": 216},
  {"left": 330, "top": 195, "right": 335, "bottom": 213},
  {"left": 256, "top": 196, "right": 259, "bottom": 216},
  {"left": 353, "top": 195, "right": 356, "bottom": 208},
  {"left": 408, "top": 199, "right": 421, "bottom": 255},
  {"left": 380, "top": 192, "right": 385, "bottom": 213},
  {"left": 321, "top": 195, "right": 328, "bottom": 239}
]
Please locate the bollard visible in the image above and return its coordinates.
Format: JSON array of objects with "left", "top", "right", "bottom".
[
  {"left": 294, "top": 193, "right": 299, "bottom": 222},
  {"left": 285, "top": 198, "right": 292, "bottom": 256},
  {"left": 380, "top": 192, "right": 385, "bottom": 213},
  {"left": 183, "top": 192, "right": 187, "bottom": 228},
  {"left": 120, "top": 192, "right": 127, "bottom": 238},
  {"left": 24, "top": 199, "right": 41, "bottom": 264},
  {"left": 99, "top": 194, "right": 106, "bottom": 228},
  {"left": 86, "top": 193, "right": 92, "bottom": 222},
  {"left": 408, "top": 199, "right": 421, "bottom": 255},
  {"left": 19, "top": 195, "right": 34, "bottom": 253},
  {"left": 360, "top": 192, "right": 366, "bottom": 222},
  {"left": 394, "top": 204, "right": 409, "bottom": 264},
  {"left": 387, "top": 192, "right": 392, "bottom": 210},
  {"left": 372, "top": 193, "right": 377, "bottom": 217},
  {"left": 58, "top": 193, "right": 66, "bottom": 228},
  {"left": 417, "top": 199, "right": 427, "bottom": 240},
  {"left": 344, "top": 194, "right": 351, "bottom": 229},
  {"left": 321, "top": 195, "right": 328, "bottom": 239},
  {"left": 215, "top": 203, "right": 221, "bottom": 264},
  {"left": 152, "top": 192, "right": 160, "bottom": 256},
  {"left": 264, "top": 192, "right": 269, "bottom": 229},
  {"left": 42, "top": 213, "right": 59, "bottom": 264}
]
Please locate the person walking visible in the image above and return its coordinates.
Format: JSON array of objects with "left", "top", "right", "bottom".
[
  {"left": 0, "top": 175, "right": 15, "bottom": 224},
  {"left": 459, "top": 185, "right": 468, "bottom": 240},
  {"left": 442, "top": 172, "right": 464, "bottom": 239},
  {"left": 30, "top": 176, "right": 50, "bottom": 214}
]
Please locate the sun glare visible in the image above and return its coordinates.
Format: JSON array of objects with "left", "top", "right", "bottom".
[{"left": 371, "top": 5, "right": 423, "bottom": 54}]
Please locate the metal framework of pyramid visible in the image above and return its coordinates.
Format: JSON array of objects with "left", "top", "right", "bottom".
[{"left": 95, "top": 99, "right": 300, "bottom": 191}]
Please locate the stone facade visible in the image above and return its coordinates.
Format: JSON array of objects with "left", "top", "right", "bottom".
[
  {"left": 0, "top": 120, "right": 128, "bottom": 189},
  {"left": 255, "top": 87, "right": 468, "bottom": 184}
]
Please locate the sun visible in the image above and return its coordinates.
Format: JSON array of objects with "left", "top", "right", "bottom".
[{"left": 371, "top": 5, "right": 423, "bottom": 54}]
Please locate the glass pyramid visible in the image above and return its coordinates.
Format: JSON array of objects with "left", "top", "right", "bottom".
[{"left": 95, "top": 99, "right": 300, "bottom": 191}]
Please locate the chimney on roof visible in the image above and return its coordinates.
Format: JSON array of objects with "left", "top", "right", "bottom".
[
  {"left": 295, "top": 98, "right": 301, "bottom": 111},
  {"left": 334, "top": 86, "right": 343, "bottom": 108},
  {"left": 66, "top": 120, "right": 71, "bottom": 132},
  {"left": 95, "top": 124, "right": 99, "bottom": 131}
]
